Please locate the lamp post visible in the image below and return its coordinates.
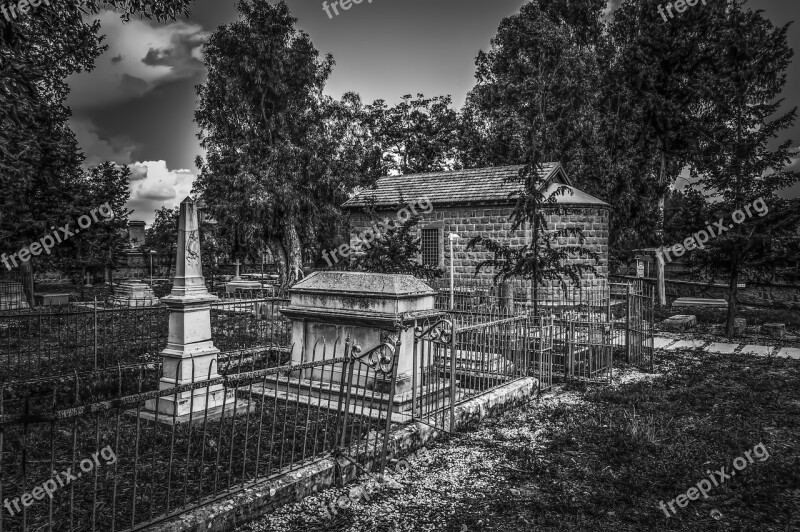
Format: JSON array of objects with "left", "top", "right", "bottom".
[
  {"left": 149, "top": 250, "right": 157, "bottom": 287},
  {"left": 448, "top": 233, "right": 460, "bottom": 311}
]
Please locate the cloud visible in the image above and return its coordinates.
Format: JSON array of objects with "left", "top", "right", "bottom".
[
  {"left": 126, "top": 161, "right": 196, "bottom": 224},
  {"left": 66, "top": 12, "right": 209, "bottom": 110},
  {"left": 71, "top": 119, "right": 136, "bottom": 166}
]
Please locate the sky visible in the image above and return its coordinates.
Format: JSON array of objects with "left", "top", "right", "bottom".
[{"left": 65, "top": 0, "right": 800, "bottom": 225}]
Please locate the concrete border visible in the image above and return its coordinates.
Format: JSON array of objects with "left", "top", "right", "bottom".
[{"left": 146, "top": 377, "right": 538, "bottom": 531}]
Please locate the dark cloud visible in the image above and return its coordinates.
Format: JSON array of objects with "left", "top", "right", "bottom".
[
  {"left": 111, "top": 54, "right": 124, "bottom": 63},
  {"left": 120, "top": 73, "right": 148, "bottom": 96}
]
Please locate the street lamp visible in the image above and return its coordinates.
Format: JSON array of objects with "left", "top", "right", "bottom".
[
  {"left": 149, "top": 250, "right": 157, "bottom": 288},
  {"left": 448, "top": 233, "right": 460, "bottom": 311}
]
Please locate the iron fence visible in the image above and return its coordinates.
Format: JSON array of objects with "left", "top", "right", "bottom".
[
  {"left": 0, "top": 293, "right": 292, "bottom": 385},
  {"left": 0, "top": 334, "right": 399, "bottom": 532},
  {"left": 411, "top": 313, "right": 554, "bottom": 433},
  {"left": 430, "top": 279, "right": 654, "bottom": 384}
]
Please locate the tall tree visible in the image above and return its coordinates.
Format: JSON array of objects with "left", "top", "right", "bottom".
[
  {"left": 194, "top": 1, "right": 380, "bottom": 287},
  {"left": 459, "top": 2, "right": 603, "bottom": 301},
  {"left": 0, "top": 1, "right": 193, "bottom": 258},
  {"left": 687, "top": 0, "right": 799, "bottom": 335}
]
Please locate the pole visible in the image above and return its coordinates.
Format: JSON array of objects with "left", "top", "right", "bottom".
[{"left": 449, "top": 236, "right": 454, "bottom": 311}]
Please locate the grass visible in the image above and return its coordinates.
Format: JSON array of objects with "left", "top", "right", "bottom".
[{"left": 240, "top": 348, "right": 800, "bottom": 531}]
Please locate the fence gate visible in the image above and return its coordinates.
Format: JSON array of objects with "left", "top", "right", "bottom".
[
  {"left": 411, "top": 314, "right": 554, "bottom": 432},
  {"left": 624, "top": 280, "right": 655, "bottom": 372},
  {"left": 337, "top": 332, "right": 401, "bottom": 475},
  {"left": 411, "top": 317, "right": 456, "bottom": 433}
]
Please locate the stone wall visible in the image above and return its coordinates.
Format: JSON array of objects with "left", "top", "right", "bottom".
[
  {"left": 348, "top": 204, "right": 609, "bottom": 289},
  {"left": 613, "top": 275, "right": 800, "bottom": 310}
]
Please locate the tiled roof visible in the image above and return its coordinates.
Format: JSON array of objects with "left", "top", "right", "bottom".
[{"left": 342, "top": 163, "right": 605, "bottom": 209}]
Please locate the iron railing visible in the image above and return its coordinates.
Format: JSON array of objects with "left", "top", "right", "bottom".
[
  {"left": 0, "top": 293, "right": 292, "bottom": 385},
  {"left": 0, "top": 334, "right": 399, "bottom": 532},
  {"left": 411, "top": 313, "right": 554, "bottom": 433}
]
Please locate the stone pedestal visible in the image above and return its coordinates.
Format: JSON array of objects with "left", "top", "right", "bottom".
[
  {"left": 110, "top": 279, "right": 159, "bottom": 307},
  {"left": 279, "top": 271, "right": 439, "bottom": 411},
  {"left": 142, "top": 197, "right": 245, "bottom": 424}
]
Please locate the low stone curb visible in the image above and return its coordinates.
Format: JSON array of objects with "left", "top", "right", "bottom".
[{"left": 146, "top": 377, "right": 539, "bottom": 531}]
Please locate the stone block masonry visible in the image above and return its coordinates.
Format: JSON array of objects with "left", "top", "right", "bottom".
[{"left": 349, "top": 204, "right": 609, "bottom": 289}]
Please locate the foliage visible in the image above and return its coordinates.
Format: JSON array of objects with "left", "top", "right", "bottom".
[
  {"left": 193, "top": 1, "right": 382, "bottom": 287},
  {"left": 0, "top": 0, "right": 191, "bottom": 257},
  {"left": 366, "top": 94, "right": 460, "bottom": 174},
  {"left": 459, "top": 2, "right": 600, "bottom": 287},
  {"left": 683, "top": 0, "right": 800, "bottom": 334},
  {"left": 349, "top": 215, "right": 443, "bottom": 280}
]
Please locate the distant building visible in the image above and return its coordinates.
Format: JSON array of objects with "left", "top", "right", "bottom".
[{"left": 342, "top": 163, "right": 610, "bottom": 290}]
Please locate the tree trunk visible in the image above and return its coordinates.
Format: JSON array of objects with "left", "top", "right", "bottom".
[
  {"left": 725, "top": 256, "right": 741, "bottom": 337},
  {"left": 656, "top": 150, "right": 668, "bottom": 307},
  {"left": 282, "top": 222, "right": 304, "bottom": 285},
  {"left": 268, "top": 236, "right": 288, "bottom": 287}
]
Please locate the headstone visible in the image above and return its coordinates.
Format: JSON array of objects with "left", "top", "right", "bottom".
[
  {"left": 662, "top": 315, "right": 697, "bottom": 332},
  {"left": 142, "top": 197, "right": 245, "bottom": 424},
  {"left": 110, "top": 279, "right": 159, "bottom": 307},
  {"left": 127, "top": 221, "right": 146, "bottom": 249},
  {"left": 762, "top": 323, "right": 786, "bottom": 339},
  {"left": 225, "top": 259, "right": 262, "bottom": 293},
  {"left": 733, "top": 318, "right": 747, "bottom": 336}
]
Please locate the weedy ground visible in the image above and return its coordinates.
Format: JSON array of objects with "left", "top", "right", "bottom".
[{"left": 240, "top": 348, "right": 800, "bottom": 532}]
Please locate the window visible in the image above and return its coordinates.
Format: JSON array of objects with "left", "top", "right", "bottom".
[{"left": 421, "top": 229, "right": 440, "bottom": 267}]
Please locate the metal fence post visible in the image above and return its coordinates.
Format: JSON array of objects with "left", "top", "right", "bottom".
[
  {"left": 449, "top": 320, "right": 457, "bottom": 433},
  {"left": 625, "top": 283, "right": 631, "bottom": 363},
  {"left": 94, "top": 297, "right": 99, "bottom": 371}
]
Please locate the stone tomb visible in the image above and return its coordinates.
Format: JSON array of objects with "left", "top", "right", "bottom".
[
  {"left": 276, "top": 271, "right": 442, "bottom": 413},
  {"left": 110, "top": 279, "right": 160, "bottom": 307}
]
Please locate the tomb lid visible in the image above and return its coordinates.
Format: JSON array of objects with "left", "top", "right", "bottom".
[{"left": 290, "top": 271, "right": 435, "bottom": 298}]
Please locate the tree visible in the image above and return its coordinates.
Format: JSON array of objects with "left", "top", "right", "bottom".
[
  {"left": 194, "top": 1, "right": 381, "bottom": 288},
  {"left": 350, "top": 215, "right": 443, "bottom": 280},
  {"left": 73, "top": 162, "right": 132, "bottom": 281},
  {"left": 0, "top": 1, "right": 192, "bottom": 261},
  {"left": 686, "top": 0, "right": 800, "bottom": 335},
  {"left": 146, "top": 206, "right": 179, "bottom": 277},
  {"left": 366, "top": 94, "right": 459, "bottom": 174},
  {"left": 458, "top": 1, "right": 601, "bottom": 305}
]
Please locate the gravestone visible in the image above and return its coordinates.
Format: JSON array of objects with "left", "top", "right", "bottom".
[
  {"left": 110, "top": 279, "right": 159, "bottom": 307},
  {"left": 225, "top": 259, "right": 262, "bottom": 294},
  {"left": 279, "top": 271, "right": 439, "bottom": 410},
  {"left": 142, "top": 197, "right": 245, "bottom": 424}
]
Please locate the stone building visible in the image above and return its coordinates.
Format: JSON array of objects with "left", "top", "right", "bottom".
[{"left": 342, "top": 163, "right": 609, "bottom": 290}]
